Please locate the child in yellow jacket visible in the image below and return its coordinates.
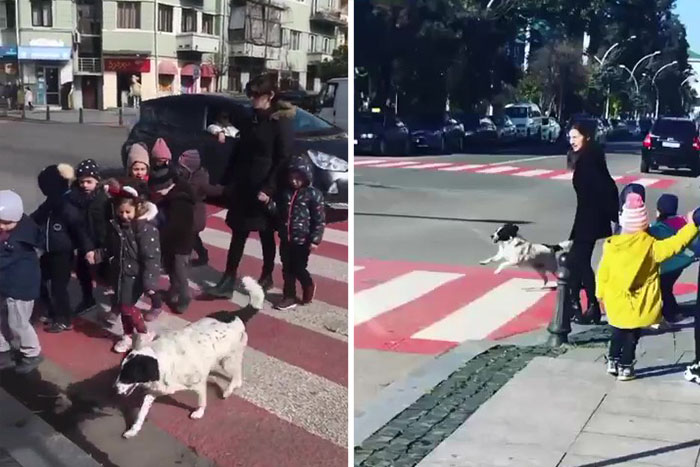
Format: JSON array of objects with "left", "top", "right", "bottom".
[{"left": 596, "top": 192, "right": 699, "bottom": 381}]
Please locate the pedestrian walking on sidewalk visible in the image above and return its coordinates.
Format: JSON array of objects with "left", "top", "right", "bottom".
[
  {"left": 0, "top": 190, "right": 45, "bottom": 374},
  {"left": 267, "top": 155, "right": 325, "bottom": 310},
  {"left": 206, "top": 73, "right": 295, "bottom": 298},
  {"left": 32, "top": 163, "right": 89, "bottom": 333},
  {"left": 24, "top": 87, "right": 33, "bottom": 111},
  {"left": 176, "top": 149, "right": 223, "bottom": 267},
  {"left": 149, "top": 164, "right": 195, "bottom": 314},
  {"left": 648, "top": 194, "right": 700, "bottom": 325},
  {"left": 567, "top": 122, "right": 619, "bottom": 325},
  {"left": 597, "top": 193, "right": 700, "bottom": 381},
  {"left": 104, "top": 187, "right": 160, "bottom": 353}
]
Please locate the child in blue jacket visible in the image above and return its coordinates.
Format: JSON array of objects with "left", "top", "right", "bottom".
[{"left": 648, "top": 193, "right": 700, "bottom": 324}]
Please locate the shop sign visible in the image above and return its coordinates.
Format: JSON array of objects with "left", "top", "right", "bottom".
[
  {"left": 18, "top": 46, "right": 71, "bottom": 61},
  {"left": 0, "top": 46, "right": 17, "bottom": 58},
  {"left": 104, "top": 58, "right": 151, "bottom": 73}
]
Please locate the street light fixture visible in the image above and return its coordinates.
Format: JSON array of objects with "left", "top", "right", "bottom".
[
  {"left": 619, "top": 64, "right": 641, "bottom": 119},
  {"left": 631, "top": 50, "right": 661, "bottom": 77},
  {"left": 592, "top": 35, "right": 637, "bottom": 119},
  {"left": 652, "top": 60, "right": 678, "bottom": 118}
]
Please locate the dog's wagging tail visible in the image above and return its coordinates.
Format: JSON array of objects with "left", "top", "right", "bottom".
[{"left": 207, "top": 275, "right": 266, "bottom": 324}]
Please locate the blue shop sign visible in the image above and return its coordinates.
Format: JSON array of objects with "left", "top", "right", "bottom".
[
  {"left": 0, "top": 46, "right": 17, "bottom": 57},
  {"left": 18, "top": 46, "right": 71, "bottom": 61}
]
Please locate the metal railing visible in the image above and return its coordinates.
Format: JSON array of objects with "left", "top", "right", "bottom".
[{"left": 78, "top": 57, "right": 102, "bottom": 74}]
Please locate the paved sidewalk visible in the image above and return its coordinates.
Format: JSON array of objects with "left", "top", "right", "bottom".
[
  {"left": 0, "top": 387, "right": 100, "bottom": 467},
  {"left": 356, "top": 297, "right": 700, "bottom": 466},
  {"left": 0, "top": 108, "right": 138, "bottom": 127}
]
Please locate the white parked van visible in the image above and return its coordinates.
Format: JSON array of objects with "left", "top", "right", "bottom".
[
  {"left": 504, "top": 103, "right": 543, "bottom": 140},
  {"left": 318, "top": 77, "right": 348, "bottom": 131}
]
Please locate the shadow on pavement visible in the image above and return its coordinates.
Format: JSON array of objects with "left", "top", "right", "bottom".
[
  {"left": 635, "top": 362, "right": 690, "bottom": 379},
  {"left": 575, "top": 439, "right": 700, "bottom": 467},
  {"left": 355, "top": 212, "right": 534, "bottom": 224}
]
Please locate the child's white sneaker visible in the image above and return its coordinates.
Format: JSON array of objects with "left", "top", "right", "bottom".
[
  {"left": 113, "top": 335, "right": 133, "bottom": 353},
  {"left": 133, "top": 331, "right": 155, "bottom": 349}
]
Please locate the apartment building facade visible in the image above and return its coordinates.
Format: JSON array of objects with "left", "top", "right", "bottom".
[{"left": 0, "top": 0, "right": 344, "bottom": 109}]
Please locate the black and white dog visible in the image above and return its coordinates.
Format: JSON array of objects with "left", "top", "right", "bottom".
[
  {"left": 114, "top": 276, "right": 264, "bottom": 439},
  {"left": 479, "top": 223, "right": 572, "bottom": 286}
]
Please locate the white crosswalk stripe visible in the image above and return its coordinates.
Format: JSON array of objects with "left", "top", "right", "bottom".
[
  {"left": 398, "top": 162, "right": 454, "bottom": 170},
  {"left": 550, "top": 172, "right": 574, "bottom": 180},
  {"left": 513, "top": 169, "right": 554, "bottom": 177},
  {"left": 475, "top": 165, "right": 520, "bottom": 174},
  {"left": 631, "top": 177, "right": 660, "bottom": 187},
  {"left": 438, "top": 164, "right": 486, "bottom": 172},
  {"left": 354, "top": 271, "right": 463, "bottom": 326},
  {"left": 354, "top": 159, "right": 388, "bottom": 166},
  {"left": 412, "top": 278, "right": 550, "bottom": 342},
  {"left": 371, "top": 161, "right": 423, "bottom": 168}
]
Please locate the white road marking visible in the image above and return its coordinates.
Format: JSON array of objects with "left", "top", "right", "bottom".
[
  {"left": 200, "top": 228, "right": 348, "bottom": 282},
  {"left": 354, "top": 266, "right": 365, "bottom": 272},
  {"left": 353, "top": 271, "right": 463, "bottom": 326},
  {"left": 210, "top": 210, "right": 347, "bottom": 246},
  {"left": 612, "top": 175, "right": 624, "bottom": 181},
  {"left": 550, "top": 172, "right": 574, "bottom": 180},
  {"left": 438, "top": 164, "right": 486, "bottom": 172},
  {"left": 475, "top": 165, "right": 520, "bottom": 174},
  {"left": 371, "top": 161, "right": 423, "bottom": 168},
  {"left": 630, "top": 177, "right": 659, "bottom": 187},
  {"left": 398, "top": 162, "right": 454, "bottom": 169},
  {"left": 487, "top": 155, "right": 557, "bottom": 166},
  {"left": 512, "top": 169, "right": 554, "bottom": 177},
  {"left": 412, "top": 278, "right": 551, "bottom": 342}
]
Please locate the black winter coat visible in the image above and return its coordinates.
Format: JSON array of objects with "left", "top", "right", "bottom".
[
  {"left": 0, "top": 215, "right": 42, "bottom": 300},
  {"left": 222, "top": 101, "right": 295, "bottom": 232},
  {"left": 268, "top": 155, "right": 325, "bottom": 245},
  {"left": 64, "top": 187, "right": 111, "bottom": 253},
  {"left": 153, "top": 180, "right": 196, "bottom": 256},
  {"left": 104, "top": 202, "right": 161, "bottom": 303},
  {"left": 31, "top": 194, "right": 90, "bottom": 254},
  {"left": 569, "top": 143, "right": 619, "bottom": 242}
]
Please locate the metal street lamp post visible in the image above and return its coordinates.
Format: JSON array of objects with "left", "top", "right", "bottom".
[
  {"left": 619, "top": 65, "right": 640, "bottom": 119},
  {"left": 653, "top": 61, "right": 678, "bottom": 119},
  {"left": 592, "top": 36, "right": 637, "bottom": 119}
]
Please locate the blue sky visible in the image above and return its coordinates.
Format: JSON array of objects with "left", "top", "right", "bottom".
[{"left": 675, "top": 0, "right": 700, "bottom": 53}]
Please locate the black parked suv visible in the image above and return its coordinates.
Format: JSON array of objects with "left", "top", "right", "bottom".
[
  {"left": 641, "top": 117, "right": 700, "bottom": 176},
  {"left": 121, "top": 94, "right": 348, "bottom": 209}
]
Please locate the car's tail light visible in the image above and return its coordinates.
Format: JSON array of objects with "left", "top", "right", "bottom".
[
  {"left": 643, "top": 134, "right": 652, "bottom": 149},
  {"left": 694, "top": 137, "right": 700, "bottom": 151}
]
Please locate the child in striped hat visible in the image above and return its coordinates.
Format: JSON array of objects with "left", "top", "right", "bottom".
[{"left": 596, "top": 192, "right": 700, "bottom": 381}]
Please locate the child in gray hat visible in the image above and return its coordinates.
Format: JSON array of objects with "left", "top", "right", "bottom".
[{"left": 0, "top": 190, "right": 44, "bottom": 374}]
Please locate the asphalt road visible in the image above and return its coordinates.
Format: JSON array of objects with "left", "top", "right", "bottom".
[
  {"left": 0, "top": 119, "right": 349, "bottom": 466},
  {"left": 354, "top": 140, "right": 700, "bottom": 416}
]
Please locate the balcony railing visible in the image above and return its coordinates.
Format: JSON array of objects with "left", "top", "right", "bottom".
[{"left": 77, "top": 57, "right": 102, "bottom": 74}]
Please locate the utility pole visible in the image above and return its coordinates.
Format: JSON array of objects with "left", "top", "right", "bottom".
[{"left": 154, "top": 0, "right": 159, "bottom": 93}]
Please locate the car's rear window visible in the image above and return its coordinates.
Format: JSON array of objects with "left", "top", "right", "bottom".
[
  {"left": 505, "top": 107, "right": 527, "bottom": 118},
  {"left": 653, "top": 120, "right": 697, "bottom": 139}
]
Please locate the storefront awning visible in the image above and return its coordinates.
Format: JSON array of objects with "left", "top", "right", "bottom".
[
  {"left": 18, "top": 46, "right": 71, "bottom": 61},
  {"left": 158, "top": 60, "right": 177, "bottom": 75},
  {"left": 200, "top": 63, "right": 215, "bottom": 78},
  {"left": 180, "top": 64, "right": 197, "bottom": 76}
]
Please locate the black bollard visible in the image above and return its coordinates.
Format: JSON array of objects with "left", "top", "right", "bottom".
[
  {"left": 119, "top": 107, "right": 123, "bottom": 126},
  {"left": 21, "top": 106, "right": 25, "bottom": 119},
  {"left": 547, "top": 252, "right": 572, "bottom": 346},
  {"left": 46, "top": 106, "right": 50, "bottom": 121},
  {"left": 79, "top": 107, "right": 84, "bottom": 124}
]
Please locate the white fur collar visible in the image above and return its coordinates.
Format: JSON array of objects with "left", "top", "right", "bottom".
[{"left": 138, "top": 202, "right": 158, "bottom": 221}]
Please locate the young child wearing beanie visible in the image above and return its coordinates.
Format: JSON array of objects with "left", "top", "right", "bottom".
[
  {"left": 150, "top": 138, "right": 172, "bottom": 170},
  {"left": 648, "top": 193, "right": 700, "bottom": 325},
  {"left": 597, "top": 192, "right": 700, "bottom": 381},
  {"left": 0, "top": 190, "right": 45, "bottom": 374}
]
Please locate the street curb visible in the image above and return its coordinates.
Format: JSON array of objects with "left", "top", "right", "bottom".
[
  {"left": 0, "top": 387, "right": 101, "bottom": 467},
  {"left": 354, "top": 341, "right": 495, "bottom": 447}
]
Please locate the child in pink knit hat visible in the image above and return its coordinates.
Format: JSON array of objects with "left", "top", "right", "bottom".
[
  {"left": 597, "top": 192, "right": 700, "bottom": 381},
  {"left": 151, "top": 138, "right": 172, "bottom": 169}
]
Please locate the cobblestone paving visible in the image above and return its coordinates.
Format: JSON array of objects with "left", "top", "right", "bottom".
[{"left": 354, "top": 345, "right": 567, "bottom": 467}]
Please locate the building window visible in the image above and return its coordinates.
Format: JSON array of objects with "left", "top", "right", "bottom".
[
  {"left": 3, "top": 2, "right": 15, "bottom": 28},
  {"left": 158, "top": 4, "right": 173, "bottom": 32},
  {"left": 202, "top": 14, "right": 214, "bottom": 35},
  {"left": 31, "top": 0, "right": 52, "bottom": 27},
  {"left": 117, "top": 2, "right": 140, "bottom": 29},
  {"left": 323, "top": 37, "right": 331, "bottom": 53},
  {"left": 181, "top": 9, "right": 196, "bottom": 33},
  {"left": 290, "top": 30, "right": 300, "bottom": 51},
  {"left": 308, "top": 34, "right": 316, "bottom": 53}
]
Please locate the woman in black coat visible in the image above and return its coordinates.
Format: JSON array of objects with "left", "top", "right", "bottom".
[
  {"left": 567, "top": 122, "right": 619, "bottom": 324},
  {"left": 206, "top": 73, "right": 295, "bottom": 298}
]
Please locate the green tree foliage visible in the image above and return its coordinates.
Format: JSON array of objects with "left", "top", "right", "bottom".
[{"left": 319, "top": 45, "right": 348, "bottom": 82}]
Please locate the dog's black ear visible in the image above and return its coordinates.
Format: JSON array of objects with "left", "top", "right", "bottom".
[
  {"left": 511, "top": 224, "right": 519, "bottom": 234},
  {"left": 119, "top": 355, "right": 160, "bottom": 384}
]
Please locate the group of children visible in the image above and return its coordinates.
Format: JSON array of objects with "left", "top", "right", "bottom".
[
  {"left": 0, "top": 137, "right": 325, "bottom": 370},
  {"left": 596, "top": 183, "right": 700, "bottom": 381}
]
